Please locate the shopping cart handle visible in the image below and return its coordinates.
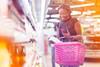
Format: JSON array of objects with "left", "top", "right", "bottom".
[{"left": 49, "top": 36, "right": 61, "bottom": 43}]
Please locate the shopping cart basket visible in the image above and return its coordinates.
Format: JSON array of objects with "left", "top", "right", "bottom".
[{"left": 54, "top": 42, "right": 86, "bottom": 66}]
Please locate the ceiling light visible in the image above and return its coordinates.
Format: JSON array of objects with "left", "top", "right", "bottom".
[
  {"left": 71, "top": 11, "right": 81, "bottom": 15},
  {"left": 48, "top": 7, "right": 52, "bottom": 10},
  {"left": 82, "top": 10, "right": 96, "bottom": 15},
  {"left": 93, "top": 15, "right": 100, "bottom": 18},
  {"left": 51, "top": 14, "right": 59, "bottom": 17},
  {"left": 97, "top": 19, "right": 100, "bottom": 22},
  {"left": 71, "top": 3, "right": 95, "bottom": 8},
  {"left": 78, "top": 0, "right": 85, "bottom": 2}
]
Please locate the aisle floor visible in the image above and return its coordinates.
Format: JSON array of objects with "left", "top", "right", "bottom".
[{"left": 46, "top": 55, "right": 100, "bottom": 67}]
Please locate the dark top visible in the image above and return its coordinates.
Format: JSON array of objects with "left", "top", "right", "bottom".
[{"left": 55, "top": 18, "right": 78, "bottom": 42}]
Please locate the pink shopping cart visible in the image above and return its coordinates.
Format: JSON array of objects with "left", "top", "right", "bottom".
[{"left": 54, "top": 42, "right": 86, "bottom": 66}]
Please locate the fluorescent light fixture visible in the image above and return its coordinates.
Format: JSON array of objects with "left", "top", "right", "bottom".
[
  {"left": 49, "top": 19, "right": 60, "bottom": 22},
  {"left": 71, "top": 11, "right": 81, "bottom": 15},
  {"left": 87, "top": 10, "right": 96, "bottom": 14},
  {"left": 78, "top": 0, "right": 85, "bottom": 2},
  {"left": 47, "top": 23, "right": 54, "bottom": 27},
  {"left": 51, "top": 14, "right": 59, "bottom": 17},
  {"left": 46, "top": 15, "right": 50, "bottom": 18},
  {"left": 82, "top": 10, "right": 96, "bottom": 15},
  {"left": 71, "top": 3, "right": 95, "bottom": 8},
  {"left": 48, "top": 7, "right": 52, "bottom": 10},
  {"left": 97, "top": 19, "right": 100, "bottom": 22},
  {"left": 85, "top": 16, "right": 96, "bottom": 22},
  {"left": 93, "top": 15, "right": 100, "bottom": 18},
  {"left": 85, "top": 18, "right": 95, "bottom": 22}
]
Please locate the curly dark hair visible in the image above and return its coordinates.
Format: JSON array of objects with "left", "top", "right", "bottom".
[{"left": 58, "top": 4, "right": 71, "bottom": 13}]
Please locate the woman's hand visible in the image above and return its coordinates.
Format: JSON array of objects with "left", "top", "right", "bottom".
[
  {"left": 63, "top": 32, "right": 70, "bottom": 38},
  {"left": 71, "top": 35, "right": 83, "bottom": 41}
]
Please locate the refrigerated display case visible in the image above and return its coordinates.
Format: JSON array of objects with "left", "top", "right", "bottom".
[
  {"left": 82, "top": 21, "right": 100, "bottom": 61},
  {"left": 84, "top": 35, "right": 100, "bottom": 60}
]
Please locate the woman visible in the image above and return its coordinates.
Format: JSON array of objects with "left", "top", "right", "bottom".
[
  {"left": 56, "top": 4, "right": 82, "bottom": 42},
  {"left": 55, "top": 4, "right": 83, "bottom": 67}
]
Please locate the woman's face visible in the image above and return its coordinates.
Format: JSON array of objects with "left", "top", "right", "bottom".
[{"left": 59, "top": 8, "right": 71, "bottom": 22}]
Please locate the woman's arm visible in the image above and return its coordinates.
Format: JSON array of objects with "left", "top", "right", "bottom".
[
  {"left": 71, "top": 21, "right": 83, "bottom": 41},
  {"left": 75, "top": 21, "right": 82, "bottom": 35}
]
